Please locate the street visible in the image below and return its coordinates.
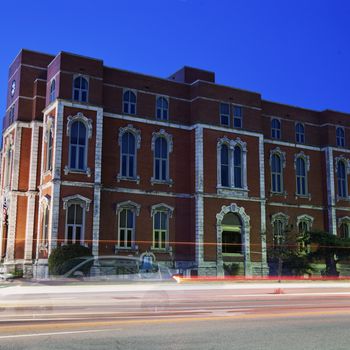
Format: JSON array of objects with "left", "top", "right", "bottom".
[{"left": 0, "top": 281, "right": 350, "bottom": 349}]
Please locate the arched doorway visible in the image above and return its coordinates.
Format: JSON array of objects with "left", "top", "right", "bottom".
[
  {"left": 216, "top": 203, "right": 252, "bottom": 276},
  {"left": 221, "top": 212, "right": 242, "bottom": 254}
]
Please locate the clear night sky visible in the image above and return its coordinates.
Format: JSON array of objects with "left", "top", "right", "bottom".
[{"left": 1, "top": 0, "right": 349, "bottom": 118}]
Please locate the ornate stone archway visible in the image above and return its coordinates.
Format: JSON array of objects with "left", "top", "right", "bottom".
[{"left": 216, "top": 203, "right": 252, "bottom": 276}]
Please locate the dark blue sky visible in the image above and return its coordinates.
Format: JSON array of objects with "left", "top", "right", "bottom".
[{"left": 1, "top": 0, "right": 349, "bottom": 116}]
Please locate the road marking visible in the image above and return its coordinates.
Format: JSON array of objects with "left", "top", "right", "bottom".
[{"left": 0, "top": 328, "right": 120, "bottom": 339}]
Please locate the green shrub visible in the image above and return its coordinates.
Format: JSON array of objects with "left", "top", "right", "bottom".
[
  {"left": 223, "top": 263, "right": 240, "bottom": 276},
  {"left": 48, "top": 244, "right": 93, "bottom": 276}
]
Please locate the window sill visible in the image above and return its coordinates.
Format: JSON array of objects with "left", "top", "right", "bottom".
[
  {"left": 222, "top": 253, "right": 244, "bottom": 257},
  {"left": 150, "top": 246, "right": 172, "bottom": 253},
  {"left": 217, "top": 186, "right": 248, "bottom": 197},
  {"left": 270, "top": 191, "right": 287, "bottom": 198},
  {"left": 64, "top": 166, "right": 92, "bottom": 177},
  {"left": 337, "top": 195, "right": 350, "bottom": 202},
  {"left": 295, "top": 193, "right": 311, "bottom": 200},
  {"left": 115, "top": 245, "right": 139, "bottom": 254},
  {"left": 150, "top": 178, "right": 173, "bottom": 187},
  {"left": 117, "top": 174, "right": 140, "bottom": 184}
]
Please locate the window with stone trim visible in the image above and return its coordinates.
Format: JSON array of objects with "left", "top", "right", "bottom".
[
  {"left": 296, "top": 157, "right": 307, "bottom": 196},
  {"left": 118, "top": 125, "right": 141, "bottom": 182},
  {"left": 297, "top": 215, "right": 314, "bottom": 252},
  {"left": 295, "top": 122, "right": 305, "bottom": 144},
  {"left": 151, "top": 204, "right": 173, "bottom": 250},
  {"left": 123, "top": 90, "right": 137, "bottom": 115},
  {"left": 116, "top": 201, "right": 140, "bottom": 249},
  {"left": 336, "top": 127, "right": 345, "bottom": 147},
  {"left": 340, "top": 222, "right": 350, "bottom": 239},
  {"left": 217, "top": 137, "right": 247, "bottom": 191},
  {"left": 73, "top": 76, "right": 88, "bottom": 103},
  {"left": 154, "top": 137, "right": 168, "bottom": 181},
  {"left": 271, "top": 154, "right": 282, "bottom": 193},
  {"left": 156, "top": 96, "right": 169, "bottom": 120},
  {"left": 69, "top": 121, "right": 87, "bottom": 171},
  {"left": 50, "top": 79, "right": 56, "bottom": 103},
  {"left": 337, "top": 160, "right": 348, "bottom": 199},
  {"left": 271, "top": 213, "right": 289, "bottom": 247},
  {"left": 121, "top": 132, "right": 136, "bottom": 178},
  {"left": 271, "top": 118, "right": 281, "bottom": 139},
  {"left": 63, "top": 195, "right": 90, "bottom": 245},
  {"left": 46, "top": 127, "right": 53, "bottom": 171},
  {"left": 41, "top": 205, "right": 49, "bottom": 246}
]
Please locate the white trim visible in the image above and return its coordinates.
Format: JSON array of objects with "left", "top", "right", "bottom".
[{"left": 195, "top": 126, "right": 204, "bottom": 268}]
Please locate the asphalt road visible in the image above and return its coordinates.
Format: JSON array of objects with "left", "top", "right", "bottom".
[{"left": 1, "top": 281, "right": 350, "bottom": 349}]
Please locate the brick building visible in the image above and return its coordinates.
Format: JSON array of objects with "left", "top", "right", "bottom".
[{"left": 1, "top": 49, "right": 350, "bottom": 277}]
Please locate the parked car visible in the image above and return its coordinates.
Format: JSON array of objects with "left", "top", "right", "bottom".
[{"left": 53, "top": 255, "right": 176, "bottom": 283}]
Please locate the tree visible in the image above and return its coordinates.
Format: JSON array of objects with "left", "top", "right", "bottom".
[
  {"left": 267, "top": 227, "right": 312, "bottom": 277},
  {"left": 302, "top": 230, "right": 350, "bottom": 277}
]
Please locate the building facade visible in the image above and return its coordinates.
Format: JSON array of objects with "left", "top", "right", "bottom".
[{"left": 1, "top": 49, "right": 350, "bottom": 277}]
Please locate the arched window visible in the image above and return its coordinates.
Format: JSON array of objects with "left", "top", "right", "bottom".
[
  {"left": 116, "top": 201, "right": 140, "bottom": 249},
  {"left": 121, "top": 132, "right": 136, "bottom": 178},
  {"left": 154, "top": 137, "right": 168, "bottom": 181},
  {"left": 295, "top": 123, "right": 305, "bottom": 144},
  {"left": 69, "top": 121, "right": 87, "bottom": 171},
  {"left": 233, "top": 145, "right": 242, "bottom": 188},
  {"left": 50, "top": 79, "right": 56, "bottom": 103},
  {"left": 73, "top": 76, "right": 88, "bottom": 103},
  {"left": 41, "top": 205, "right": 50, "bottom": 246},
  {"left": 271, "top": 212, "right": 289, "bottom": 247},
  {"left": 273, "top": 219, "right": 285, "bottom": 246},
  {"left": 296, "top": 157, "right": 307, "bottom": 195},
  {"left": 340, "top": 223, "right": 350, "bottom": 239},
  {"left": 221, "top": 212, "right": 242, "bottom": 254},
  {"left": 271, "top": 118, "right": 281, "bottom": 139},
  {"left": 118, "top": 208, "right": 134, "bottom": 248},
  {"left": 336, "top": 127, "right": 345, "bottom": 147},
  {"left": 123, "top": 90, "right": 136, "bottom": 114},
  {"left": 337, "top": 160, "right": 348, "bottom": 198},
  {"left": 63, "top": 195, "right": 90, "bottom": 245},
  {"left": 220, "top": 144, "right": 230, "bottom": 187},
  {"left": 156, "top": 97, "right": 168, "bottom": 120},
  {"left": 271, "top": 154, "right": 282, "bottom": 193},
  {"left": 151, "top": 204, "right": 173, "bottom": 250}
]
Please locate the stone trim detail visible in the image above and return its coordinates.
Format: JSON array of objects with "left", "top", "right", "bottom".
[
  {"left": 150, "top": 203, "right": 174, "bottom": 218},
  {"left": 294, "top": 151, "right": 310, "bottom": 171},
  {"left": 66, "top": 112, "right": 93, "bottom": 139},
  {"left": 335, "top": 155, "right": 350, "bottom": 174},
  {"left": 195, "top": 126, "right": 204, "bottom": 268},
  {"left": 62, "top": 194, "right": 91, "bottom": 211},
  {"left": 325, "top": 147, "right": 337, "bottom": 235},
  {"left": 216, "top": 203, "right": 252, "bottom": 276},
  {"left": 116, "top": 200, "right": 141, "bottom": 216},
  {"left": 92, "top": 107, "right": 103, "bottom": 257},
  {"left": 296, "top": 214, "right": 314, "bottom": 229}
]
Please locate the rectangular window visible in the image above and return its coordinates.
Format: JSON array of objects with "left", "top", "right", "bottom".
[
  {"left": 118, "top": 209, "right": 134, "bottom": 248},
  {"left": 233, "top": 106, "right": 242, "bottom": 128},
  {"left": 220, "top": 103, "right": 230, "bottom": 126},
  {"left": 66, "top": 204, "right": 84, "bottom": 244},
  {"left": 153, "top": 211, "right": 168, "bottom": 249}
]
